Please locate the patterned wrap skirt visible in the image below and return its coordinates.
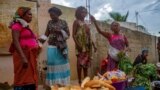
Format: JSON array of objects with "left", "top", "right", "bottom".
[{"left": 45, "top": 46, "right": 70, "bottom": 86}]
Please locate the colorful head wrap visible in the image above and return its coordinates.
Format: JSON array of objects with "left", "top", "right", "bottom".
[
  {"left": 14, "top": 7, "right": 31, "bottom": 19},
  {"left": 9, "top": 7, "right": 31, "bottom": 28}
]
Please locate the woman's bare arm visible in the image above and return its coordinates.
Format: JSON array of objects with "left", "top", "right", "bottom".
[
  {"left": 12, "top": 30, "right": 28, "bottom": 68},
  {"left": 90, "top": 15, "right": 111, "bottom": 39}
]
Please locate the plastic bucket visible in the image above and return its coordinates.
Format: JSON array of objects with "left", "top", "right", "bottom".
[
  {"left": 112, "top": 81, "right": 127, "bottom": 90},
  {"left": 125, "top": 86, "right": 145, "bottom": 90}
]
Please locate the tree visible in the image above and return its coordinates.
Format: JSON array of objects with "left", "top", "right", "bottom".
[{"left": 109, "top": 11, "right": 129, "bottom": 22}]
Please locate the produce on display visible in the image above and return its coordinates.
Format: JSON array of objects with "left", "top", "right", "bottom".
[
  {"left": 102, "top": 70, "right": 126, "bottom": 83},
  {"left": 132, "top": 75, "right": 151, "bottom": 90},
  {"left": 133, "top": 64, "right": 157, "bottom": 80},
  {"left": 51, "top": 76, "right": 115, "bottom": 90},
  {"left": 132, "top": 63, "right": 158, "bottom": 90},
  {"left": 117, "top": 51, "right": 133, "bottom": 75}
]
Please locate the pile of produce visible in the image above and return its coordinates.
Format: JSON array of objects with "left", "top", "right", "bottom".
[
  {"left": 132, "top": 63, "right": 158, "bottom": 90},
  {"left": 132, "top": 75, "right": 151, "bottom": 90},
  {"left": 133, "top": 64, "right": 157, "bottom": 80},
  {"left": 51, "top": 85, "right": 81, "bottom": 90},
  {"left": 51, "top": 76, "right": 115, "bottom": 90},
  {"left": 117, "top": 51, "right": 133, "bottom": 75},
  {"left": 81, "top": 76, "right": 115, "bottom": 90},
  {"left": 102, "top": 70, "right": 126, "bottom": 83}
]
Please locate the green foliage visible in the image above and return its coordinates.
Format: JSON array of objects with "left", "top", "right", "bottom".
[
  {"left": 118, "top": 51, "right": 133, "bottom": 75},
  {"left": 117, "top": 52, "right": 158, "bottom": 90},
  {"left": 133, "top": 64, "right": 157, "bottom": 80},
  {"left": 109, "top": 11, "right": 129, "bottom": 22},
  {"left": 132, "top": 63, "right": 158, "bottom": 90},
  {"left": 132, "top": 75, "right": 152, "bottom": 90}
]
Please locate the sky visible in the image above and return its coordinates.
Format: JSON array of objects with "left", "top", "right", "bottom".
[{"left": 51, "top": 0, "right": 160, "bottom": 36}]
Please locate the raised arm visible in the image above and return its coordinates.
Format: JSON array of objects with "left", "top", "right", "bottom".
[{"left": 90, "top": 15, "right": 111, "bottom": 39}]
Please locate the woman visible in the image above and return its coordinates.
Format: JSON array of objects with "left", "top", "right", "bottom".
[
  {"left": 91, "top": 16, "right": 129, "bottom": 71},
  {"left": 38, "top": 7, "right": 70, "bottom": 87},
  {"left": 9, "top": 7, "right": 39, "bottom": 90},
  {"left": 133, "top": 49, "right": 148, "bottom": 66},
  {"left": 72, "top": 6, "right": 96, "bottom": 84}
]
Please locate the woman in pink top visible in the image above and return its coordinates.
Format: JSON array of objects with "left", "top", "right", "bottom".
[
  {"left": 9, "top": 7, "right": 40, "bottom": 90},
  {"left": 91, "top": 16, "right": 129, "bottom": 71}
]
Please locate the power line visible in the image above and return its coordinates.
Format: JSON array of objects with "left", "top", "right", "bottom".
[
  {"left": 138, "top": 14, "right": 149, "bottom": 32},
  {"left": 135, "top": 11, "right": 138, "bottom": 28},
  {"left": 140, "top": 8, "right": 160, "bottom": 13}
]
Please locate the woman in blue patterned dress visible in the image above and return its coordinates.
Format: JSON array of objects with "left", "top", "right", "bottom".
[{"left": 39, "top": 7, "right": 70, "bottom": 87}]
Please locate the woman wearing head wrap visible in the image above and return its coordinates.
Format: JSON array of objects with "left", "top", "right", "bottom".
[
  {"left": 38, "top": 7, "right": 70, "bottom": 87},
  {"left": 9, "top": 7, "right": 40, "bottom": 90},
  {"left": 90, "top": 16, "right": 129, "bottom": 71},
  {"left": 133, "top": 49, "right": 148, "bottom": 66}
]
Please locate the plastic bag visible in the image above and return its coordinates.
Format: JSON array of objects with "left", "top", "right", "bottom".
[{"left": 108, "top": 45, "right": 120, "bottom": 61}]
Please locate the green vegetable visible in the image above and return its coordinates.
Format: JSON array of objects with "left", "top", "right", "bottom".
[
  {"left": 132, "top": 75, "right": 152, "bottom": 90},
  {"left": 117, "top": 52, "right": 158, "bottom": 90},
  {"left": 117, "top": 51, "right": 133, "bottom": 75},
  {"left": 133, "top": 63, "right": 157, "bottom": 80},
  {"left": 132, "top": 63, "right": 158, "bottom": 90}
]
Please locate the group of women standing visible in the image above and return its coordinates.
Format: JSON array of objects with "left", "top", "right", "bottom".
[{"left": 10, "top": 6, "right": 129, "bottom": 90}]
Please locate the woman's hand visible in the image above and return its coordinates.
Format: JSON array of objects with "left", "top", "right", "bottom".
[{"left": 21, "top": 57, "right": 28, "bottom": 69}]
